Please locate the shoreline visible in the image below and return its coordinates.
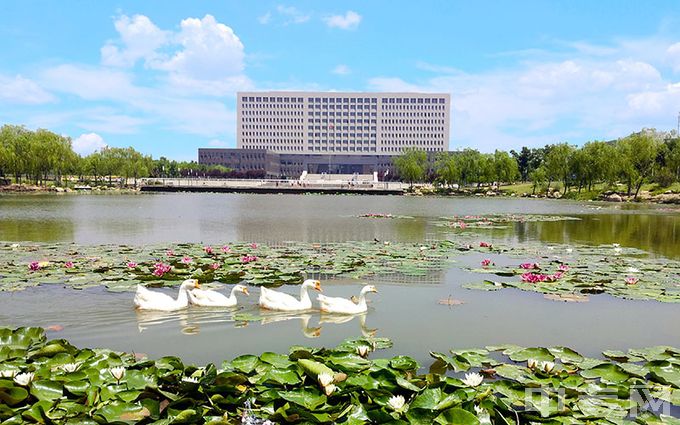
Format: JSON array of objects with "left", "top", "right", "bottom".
[{"left": 2, "top": 182, "right": 680, "bottom": 204}]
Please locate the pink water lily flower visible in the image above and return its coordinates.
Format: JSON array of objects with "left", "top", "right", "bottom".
[
  {"left": 241, "top": 255, "right": 258, "bottom": 264},
  {"left": 210, "top": 262, "right": 221, "bottom": 270},
  {"left": 481, "top": 259, "right": 493, "bottom": 267},
  {"left": 250, "top": 243, "right": 258, "bottom": 249},
  {"left": 180, "top": 256, "right": 192, "bottom": 264},
  {"left": 519, "top": 262, "right": 540, "bottom": 270},
  {"left": 64, "top": 261, "right": 74, "bottom": 268},
  {"left": 29, "top": 261, "right": 40, "bottom": 271},
  {"left": 126, "top": 261, "right": 137, "bottom": 268},
  {"left": 625, "top": 276, "right": 639, "bottom": 285},
  {"left": 152, "top": 262, "right": 172, "bottom": 277},
  {"left": 221, "top": 245, "right": 231, "bottom": 253},
  {"left": 166, "top": 250, "right": 175, "bottom": 257},
  {"left": 558, "top": 264, "right": 570, "bottom": 272},
  {"left": 204, "top": 246, "right": 214, "bottom": 255},
  {"left": 479, "top": 241, "right": 492, "bottom": 248}
]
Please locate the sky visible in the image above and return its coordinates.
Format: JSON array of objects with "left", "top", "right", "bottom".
[{"left": 2, "top": 1, "right": 680, "bottom": 160}]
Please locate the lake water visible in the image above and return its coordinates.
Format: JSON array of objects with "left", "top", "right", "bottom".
[{"left": 1, "top": 193, "right": 680, "bottom": 365}]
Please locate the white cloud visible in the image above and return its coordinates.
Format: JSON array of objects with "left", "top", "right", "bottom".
[
  {"left": 99, "top": 14, "right": 251, "bottom": 96},
  {"left": 0, "top": 74, "right": 55, "bottom": 104},
  {"left": 101, "top": 14, "right": 168, "bottom": 67},
  {"left": 276, "top": 5, "right": 311, "bottom": 25},
  {"left": 332, "top": 64, "right": 351, "bottom": 75},
  {"left": 208, "top": 139, "right": 231, "bottom": 147},
  {"left": 667, "top": 42, "right": 680, "bottom": 72},
  {"left": 258, "top": 12, "right": 272, "bottom": 24},
  {"left": 158, "top": 15, "right": 245, "bottom": 80},
  {"left": 72, "top": 132, "right": 107, "bottom": 155},
  {"left": 368, "top": 43, "right": 674, "bottom": 152},
  {"left": 41, "top": 64, "right": 143, "bottom": 101},
  {"left": 324, "top": 11, "right": 362, "bottom": 30}
]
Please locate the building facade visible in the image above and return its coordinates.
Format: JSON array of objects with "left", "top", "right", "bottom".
[
  {"left": 199, "top": 91, "right": 450, "bottom": 178},
  {"left": 237, "top": 91, "right": 450, "bottom": 155}
]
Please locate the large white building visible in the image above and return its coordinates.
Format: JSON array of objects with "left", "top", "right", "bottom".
[{"left": 237, "top": 91, "right": 450, "bottom": 155}]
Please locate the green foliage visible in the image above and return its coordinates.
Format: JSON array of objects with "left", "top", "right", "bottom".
[
  {"left": 0, "top": 240, "right": 454, "bottom": 292},
  {"left": 2, "top": 327, "right": 680, "bottom": 424},
  {"left": 393, "top": 149, "right": 428, "bottom": 185}
]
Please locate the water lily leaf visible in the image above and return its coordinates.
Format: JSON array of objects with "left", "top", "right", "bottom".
[
  {"left": 494, "top": 364, "right": 530, "bottom": 382},
  {"left": 30, "top": 379, "right": 63, "bottom": 401},
  {"left": 580, "top": 364, "right": 630, "bottom": 384},
  {"left": 429, "top": 352, "right": 470, "bottom": 372},
  {"left": 230, "top": 355, "right": 260, "bottom": 374},
  {"left": 327, "top": 352, "right": 371, "bottom": 373},
  {"left": 434, "top": 407, "right": 480, "bottom": 425},
  {"left": 64, "top": 380, "right": 90, "bottom": 396},
  {"left": 255, "top": 367, "right": 301, "bottom": 386},
  {"left": 260, "top": 352, "right": 292, "bottom": 369},
  {"left": 450, "top": 349, "right": 495, "bottom": 367},
  {"left": 575, "top": 397, "right": 632, "bottom": 420},
  {"left": 389, "top": 356, "right": 419, "bottom": 371},
  {"left": 278, "top": 388, "right": 326, "bottom": 410},
  {"left": 405, "top": 408, "right": 440, "bottom": 424},
  {"left": 410, "top": 387, "right": 445, "bottom": 410},
  {"left": 602, "top": 350, "right": 643, "bottom": 362},
  {"left": 345, "top": 374, "right": 381, "bottom": 390},
  {"left": 0, "top": 385, "right": 28, "bottom": 406},
  {"left": 506, "top": 347, "right": 554, "bottom": 362},
  {"left": 649, "top": 361, "right": 680, "bottom": 388},
  {"left": 548, "top": 346, "right": 584, "bottom": 364}
]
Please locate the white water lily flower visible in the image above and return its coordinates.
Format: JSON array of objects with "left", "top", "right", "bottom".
[
  {"left": 323, "top": 383, "right": 337, "bottom": 396},
  {"left": 474, "top": 405, "right": 492, "bottom": 424},
  {"left": 10, "top": 243, "right": 20, "bottom": 249},
  {"left": 182, "top": 376, "right": 199, "bottom": 384},
  {"left": 109, "top": 366, "right": 125, "bottom": 382},
  {"left": 613, "top": 247, "right": 622, "bottom": 254},
  {"left": 0, "top": 369, "right": 17, "bottom": 378},
  {"left": 356, "top": 346, "right": 370, "bottom": 357},
  {"left": 462, "top": 372, "right": 484, "bottom": 387},
  {"left": 317, "top": 373, "right": 334, "bottom": 387},
  {"left": 613, "top": 243, "right": 620, "bottom": 247},
  {"left": 527, "top": 359, "right": 538, "bottom": 370},
  {"left": 387, "top": 395, "right": 406, "bottom": 411},
  {"left": 626, "top": 267, "right": 640, "bottom": 273},
  {"left": 419, "top": 246, "right": 428, "bottom": 251},
  {"left": 541, "top": 361, "right": 555, "bottom": 373},
  {"left": 60, "top": 363, "right": 79, "bottom": 373},
  {"left": 14, "top": 372, "right": 34, "bottom": 386},
  {"left": 565, "top": 248, "right": 573, "bottom": 254}
]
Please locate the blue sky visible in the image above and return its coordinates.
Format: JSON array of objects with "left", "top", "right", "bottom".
[{"left": 2, "top": 1, "right": 680, "bottom": 160}]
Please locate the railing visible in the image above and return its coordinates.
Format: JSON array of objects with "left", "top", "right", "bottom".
[{"left": 141, "top": 178, "right": 405, "bottom": 191}]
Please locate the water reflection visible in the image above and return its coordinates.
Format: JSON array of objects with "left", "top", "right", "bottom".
[
  {"left": 319, "top": 313, "right": 377, "bottom": 338},
  {"left": 133, "top": 306, "right": 379, "bottom": 340},
  {"left": 2, "top": 194, "right": 679, "bottom": 259},
  {"left": 135, "top": 307, "right": 236, "bottom": 335},
  {"left": 259, "top": 313, "right": 321, "bottom": 338}
]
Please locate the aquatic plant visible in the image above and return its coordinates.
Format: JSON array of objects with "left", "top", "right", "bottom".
[{"left": 2, "top": 327, "right": 680, "bottom": 424}]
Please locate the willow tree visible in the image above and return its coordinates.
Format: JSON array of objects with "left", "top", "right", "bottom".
[{"left": 393, "top": 148, "right": 428, "bottom": 187}]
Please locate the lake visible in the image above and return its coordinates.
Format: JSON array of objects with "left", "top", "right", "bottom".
[{"left": 1, "top": 193, "right": 679, "bottom": 365}]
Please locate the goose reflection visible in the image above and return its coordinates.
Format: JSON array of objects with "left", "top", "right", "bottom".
[
  {"left": 135, "top": 307, "right": 236, "bottom": 335},
  {"left": 259, "top": 313, "right": 322, "bottom": 338},
  {"left": 319, "top": 313, "right": 378, "bottom": 337}
]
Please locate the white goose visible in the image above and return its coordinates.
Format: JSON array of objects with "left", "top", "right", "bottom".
[
  {"left": 134, "top": 279, "right": 200, "bottom": 311},
  {"left": 318, "top": 285, "right": 378, "bottom": 314},
  {"left": 188, "top": 284, "right": 249, "bottom": 307},
  {"left": 259, "top": 279, "right": 321, "bottom": 311}
]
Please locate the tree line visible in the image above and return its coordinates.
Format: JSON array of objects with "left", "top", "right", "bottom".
[
  {"left": 0, "top": 124, "right": 237, "bottom": 187},
  {"left": 393, "top": 129, "right": 680, "bottom": 198}
]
